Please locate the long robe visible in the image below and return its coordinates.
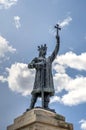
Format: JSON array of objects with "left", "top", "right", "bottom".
[{"left": 29, "top": 42, "right": 60, "bottom": 96}]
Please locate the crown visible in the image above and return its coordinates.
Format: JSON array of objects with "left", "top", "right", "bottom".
[{"left": 38, "top": 44, "right": 47, "bottom": 51}]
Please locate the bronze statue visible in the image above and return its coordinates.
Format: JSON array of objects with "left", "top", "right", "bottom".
[{"left": 28, "top": 24, "right": 61, "bottom": 109}]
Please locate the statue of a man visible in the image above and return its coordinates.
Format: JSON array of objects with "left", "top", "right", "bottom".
[{"left": 28, "top": 24, "right": 60, "bottom": 109}]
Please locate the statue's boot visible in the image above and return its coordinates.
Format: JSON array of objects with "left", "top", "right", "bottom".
[
  {"left": 30, "top": 94, "right": 37, "bottom": 109},
  {"left": 44, "top": 94, "right": 50, "bottom": 109}
]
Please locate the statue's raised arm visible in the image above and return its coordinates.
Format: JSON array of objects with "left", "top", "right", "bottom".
[{"left": 49, "top": 24, "right": 61, "bottom": 62}]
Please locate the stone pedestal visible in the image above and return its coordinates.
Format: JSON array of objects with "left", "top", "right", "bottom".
[{"left": 7, "top": 108, "right": 73, "bottom": 130}]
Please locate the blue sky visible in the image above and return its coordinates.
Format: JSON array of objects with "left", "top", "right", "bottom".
[{"left": 0, "top": 0, "right": 86, "bottom": 130}]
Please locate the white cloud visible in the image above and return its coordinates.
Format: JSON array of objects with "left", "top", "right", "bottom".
[
  {"left": 50, "top": 96, "right": 61, "bottom": 103},
  {"left": 0, "top": 0, "right": 18, "bottom": 9},
  {"left": 61, "top": 76, "right": 86, "bottom": 106},
  {"left": 52, "top": 74, "right": 86, "bottom": 106},
  {"left": 0, "top": 75, "right": 7, "bottom": 82},
  {"left": 51, "top": 51, "right": 86, "bottom": 106},
  {"left": 14, "top": 16, "right": 21, "bottom": 29},
  {"left": 54, "top": 51, "right": 86, "bottom": 71},
  {"left": 0, "top": 35, "right": 16, "bottom": 58},
  {"left": 49, "top": 16, "right": 72, "bottom": 36},
  {"left": 59, "top": 16, "right": 72, "bottom": 28},
  {"left": 49, "top": 25, "right": 56, "bottom": 36},
  {"left": 54, "top": 73, "right": 71, "bottom": 93},
  {"left": 0, "top": 62, "right": 35, "bottom": 96},
  {"left": 79, "top": 120, "right": 86, "bottom": 130},
  {"left": 6, "top": 62, "right": 35, "bottom": 96}
]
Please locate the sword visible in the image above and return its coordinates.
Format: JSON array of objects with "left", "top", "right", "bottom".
[{"left": 41, "top": 59, "right": 46, "bottom": 108}]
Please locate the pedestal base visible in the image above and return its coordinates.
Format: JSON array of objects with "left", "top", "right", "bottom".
[{"left": 7, "top": 108, "right": 73, "bottom": 130}]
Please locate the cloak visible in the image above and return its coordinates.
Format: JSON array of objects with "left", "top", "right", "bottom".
[{"left": 28, "top": 42, "right": 60, "bottom": 97}]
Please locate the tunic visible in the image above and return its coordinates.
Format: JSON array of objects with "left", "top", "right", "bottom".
[{"left": 28, "top": 42, "right": 60, "bottom": 97}]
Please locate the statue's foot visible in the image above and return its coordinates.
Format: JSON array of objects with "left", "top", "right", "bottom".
[{"left": 26, "top": 108, "right": 30, "bottom": 111}]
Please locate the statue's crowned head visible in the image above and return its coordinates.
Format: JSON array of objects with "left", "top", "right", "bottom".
[{"left": 38, "top": 44, "right": 47, "bottom": 57}]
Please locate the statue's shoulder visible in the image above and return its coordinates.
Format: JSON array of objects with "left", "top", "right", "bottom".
[
  {"left": 32, "top": 57, "right": 38, "bottom": 62},
  {"left": 33, "top": 57, "right": 38, "bottom": 60}
]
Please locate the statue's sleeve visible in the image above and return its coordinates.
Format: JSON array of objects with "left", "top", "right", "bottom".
[
  {"left": 28, "top": 57, "right": 37, "bottom": 69},
  {"left": 49, "top": 36, "right": 60, "bottom": 62},
  {"left": 28, "top": 58, "right": 44, "bottom": 69}
]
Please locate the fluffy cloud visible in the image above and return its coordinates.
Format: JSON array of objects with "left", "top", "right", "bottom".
[
  {"left": 54, "top": 51, "right": 86, "bottom": 71},
  {"left": 0, "top": 0, "right": 18, "bottom": 9},
  {"left": 50, "top": 96, "right": 61, "bottom": 103},
  {"left": 59, "top": 16, "right": 72, "bottom": 28},
  {"left": 49, "top": 16, "right": 72, "bottom": 36},
  {"left": 0, "top": 75, "right": 7, "bottom": 82},
  {"left": 79, "top": 120, "right": 86, "bottom": 130},
  {"left": 0, "top": 62, "right": 35, "bottom": 96},
  {"left": 0, "top": 35, "right": 16, "bottom": 58},
  {"left": 6, "top": 62, "right": 35, "bottom": 96},
  {"left": 61, "top": 76, "right": 86, "bottom": 106},
  {"left": 54, "top": 73, "right": 71, "bottom": 93},
  {"left": 51, "top": 51, "right": 86, "bottom": 106},
  {"left": 14, "top": 16, "right": 21, "bottom": 29},
  {"left": 53, "top": 74, "right": 86, "bottom": 106}
]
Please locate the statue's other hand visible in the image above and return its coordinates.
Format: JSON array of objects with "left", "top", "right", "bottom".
[
  {"left": 28, "top": 64, "right": 33, "bottom": 68},
  {"left": 34, "top": 62, "right": 44, "bottom": 69}
]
